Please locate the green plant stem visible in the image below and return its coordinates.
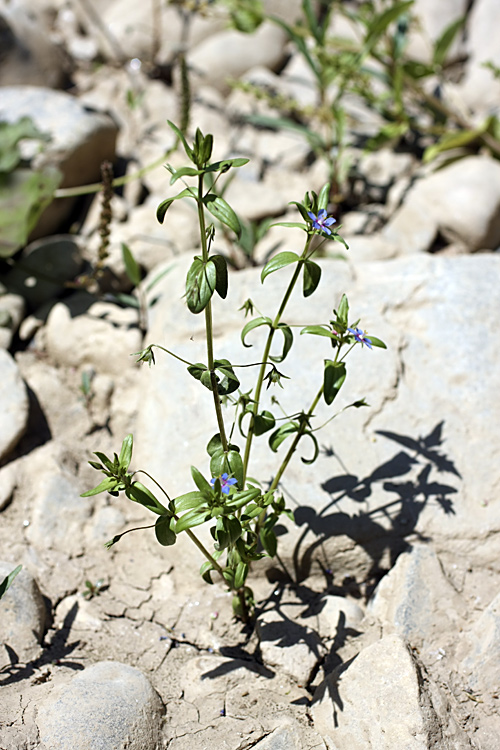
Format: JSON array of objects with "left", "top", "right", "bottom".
[
  {"left": 242, "top": 236, "right": 313, "bottom": 485},
  {"left": 149, "top": 344, "right": 193, "bottom": 367},
  {"left": 138, "top": 469, "right": 225, "bottom": 576}
]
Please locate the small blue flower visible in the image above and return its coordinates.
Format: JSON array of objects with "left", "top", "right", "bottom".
[
  {"left": 210, "top": 473, "right": 237, "bottom": 495},
  {"left": 348, "top": 327, "right": 372, "bottom": 349},
  {"left": 307, "top": 209, "right": 336, "bottom": 235}
]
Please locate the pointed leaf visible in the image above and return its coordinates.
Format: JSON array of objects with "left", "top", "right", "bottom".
[
  {"left": 337, "top": 294, "right": 349, "bottom": 326},
  {"left": 191, "top": 466, "right": 213, "bottom": 497},
  {"left": 303, "top": 259, "right": 322, "bottom": 297},
  {"left": 167, "top": 120, "right": 194, "bottom": 161},
  {"left": 211, "top": 254, "right": 228, "bottom": 299},
  {"left": 175, "top": 508, "right": 211, "bottom": 533},
  {"left": 261, "top": 251, "right": 299, "bottom": 283},
  {"left": 241, "top": 316, "right": 272, "bottom": 348},
  {"left": 156, "top": 187, "right": 196, "bottom": 223},
  {"left": 254, "top": 410, "right": 276, "bottom": 436},
  {"left": 81, "top": 476, "right": 117, "bottom": 497},
  {"left": 234, "top": 561, "right": 249, "bottom": 589},
  {"left": 186, "top": 257, "right": 217, "bottom": 314},
  {"left": 118, "top": 434, "right": 133, "bottom": 471},
  {"left": 269, "top": 323, "right": 293, "bottom": 363},
  {"left": 155, "top": 516, "right": 176, "bottom": 546},
  {"left": 324, "top": 360, "right": 346, "bottom": 405},
  {"left": 203, "top": 193, "right": 241, "bottom": 236},
  {"left": 0, "top": 565, "right": 22, "bottom": 600},
  {"left": 369, "top": 336, "right": 387, "bottom": 349},
  {"left": 433, "top": 15, "right": 465, "bottom": 68},
  {"left": 269, "top": 421, "right": 299, "bottom": 452},
  {"left": 174, "top": 491, "right": 206, "bottom": 512}
]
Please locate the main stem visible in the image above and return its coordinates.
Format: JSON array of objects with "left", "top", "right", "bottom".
[
  {"left": 197, "top": 174, "right": 229, "bottom": 453},
  {"left": 242, "top": 235, "right": 314, "bottom": 485}
]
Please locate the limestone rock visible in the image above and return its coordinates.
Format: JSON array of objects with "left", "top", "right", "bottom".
[
  {"left": 43, "top": 293, "right": 142, "bottom": 377},
  {"left": 382, "top": 156, "right": 500, "bottom": 253},
  {"left": 368, "top": 546, "right": 464, "bottom": 649},
  {"left": 0, "top": 349, "right": 29, "bottom": 460},
  {"left": 0, "top": 87, "right": 118, "bottom": 239},
  {"left": 461, "top": 0, "right": 500, "bottom": 112},
  {"left": 0, "top": 561, "right": 46, "bottom": 662},
  {"left": 36, "top": 661, "right": 164, "bottom": 750},
  {"left": 312, "top": 634, "right": 471, "bottom": 749}
]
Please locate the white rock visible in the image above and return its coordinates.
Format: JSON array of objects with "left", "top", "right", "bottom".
[
  {"left": 317, "top": 595, "right": 364, "bottom": 639},
  {"left": 461, "top": 0, "right": 500, "bottom": 112},
  {"left": 44, "top": 294, "right": 142, "bottom": 376},
  {"left": 404, "top": 0, "right": 468, "bottom": 62},
  {"left": 0, "top": 349, "right": 28, "bottom": 460},
  {"left": 36, "top": 661, "right": 164, "bottom": 750},
  {"left": 0, "top": 561, "right": 46, "bottom": 661},
  {"left": 382, "top": 156, "right": 500, "bottom": 253},
  {"left": 313, "top": 634, "right": 470, "bottom": 749},
  {"left": 187, "top": 21, "right": 288, "bottom": 95},
  {"left": 369, "top": 546, "right": 464, "bottom": 648}
]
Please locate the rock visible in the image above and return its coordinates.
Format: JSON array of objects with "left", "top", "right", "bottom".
[
  {"left": 461, "top": 0, "right": 500, "bottom": 112},
  {"left": 0, "top": 3, "right": 67, "bottom": 88},
  {"left": 26, "top": 471, "right": 94, "bottom": 556},
  {"left": 4, "top": 235, "right": 83, "bottom": 308},
  {"left": 0, "top": 349, "right": 29, "bottom": 460},
  {"left": 316, "top": 595, "right": 364, "bottom": 639},
  {"left": 0, "top": 291, "right": 25, "bottom": 349},
  {"left": 252, "top": 724, "right": 324, "bottom": 750},
  {"left": 382, "top": 156, "right": 500, "bottom": 253},
  {"left": 256, "top": 608, "right": 325, "bottom": 684},
  {"left": 36, "top": 661, "right": 164, "bottom": 750},
  {"left": 0, "top": 87, "right": 118, "bottom": 239},
  {"left": 459, "top": 591, "right": 500, "bottom": 696},
  {"left": 368, "top": 546, "right": 464, "bottom": 650},
  {"left": 351, "top": 149, "right": 414, "bottom": 205},
  {"left": 187, "top": 21, "right": 288, "bottom": 95},
  {"left": 43, "top": 293, "right": 142, "bottom": 377},
  {"left": 404, "top": 0, "right": 468, "bottom": 62},
  {"left": 0, "top": 561, "right": 46, "bottom": 662},
  {"left": 313, "top": 634, "right": 471, "bottom": 749}
]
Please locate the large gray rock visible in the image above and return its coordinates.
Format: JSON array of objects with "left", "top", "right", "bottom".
[
  {"left": 36, "top": 661, "right": 164, "bottom": 750},
  {"left": 382, "top": 156, "right": 500, "bottom": 254},
  {"left": 368, "top": 546, "right": 464, "bottom": 649},
  {"left": 0, "top": 349, "right": 28, "bottom": 460},
  {"left": 0, "top": 87, "right": 118, "bottom": 239},
  {"left": 312, "top": 634, "right": 471, "bottom": 749},
  {"left": 133, "top": 252, "right": 500, "bottom": 582},
  {"left": 0, "top": 561, "right": 46, "bottom": 662}
]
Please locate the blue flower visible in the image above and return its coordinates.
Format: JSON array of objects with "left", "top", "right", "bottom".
[
  {"left": 210, "top": 473, "right": 237, "bottom": 495},
  {"left": 348, "top": 327, "right": 372, "bottom": 349},
  {"left": 307, "top": 209, "right": 336, "bottom": 235}
]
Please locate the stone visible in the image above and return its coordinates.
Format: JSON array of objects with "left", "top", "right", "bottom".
[
  {"left": 36, "top": 661, "right": 164, "bottom": 750},
  {"left": 0, "top": 349, "right": 29, "bottom": 460},
  {"left": 256, "top": 608, "right": 325, "bottom": 684},
  {"left": 4, "top": 235, "right": 83, "bottom": 308},
  {"left": 461, "top": 0, "right": 500, "bottom": 112},
  {"left": 459, "top": 591, "right": 500, "bottom": 696},
  {"left": 0, "top": 561, "right": 46, "bottom": 662},
  {"left": 404, "top": 0, "right": 468, "bottom": 62},
  {"left": 43, "top": 293, "right": 142, "bottom": 377},
  {"left": 187, "top": 21, "right": 288, "bottom": 95},
  {"left": 0, "top": 291, "right": 25, "bottom": 349},
  {"left": 312, "top": 634, "right": 471, "bottom": 749},
  {"left": 368, "top": 546, "right": 464, "bottom": 650},
  {"left": 351, "top": 149, "right": 414, "bottom": 205},
  {"left": 382, "top": 156, "right": 500, "bottom": 253},
  {"left": 316, "top": 595, "right": 364, "bottom": 639},
  {"left": 0, "top": 3, "right": 66, "bottom": 88},
  {"left": 26, "top": 471, "right": 94, "bottom": 556},
  {"left": 0, "top": 86, "right": 118, "bottom": 239}
]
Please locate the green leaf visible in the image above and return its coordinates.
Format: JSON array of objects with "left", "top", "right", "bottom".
[
  {"left": 0, "top": 565, "right": 22, "bottom": 600},
  {"left": 214, "top": 358, "right": 240, "bottom": 395},
  {"left": 317, "top": 183, "right": 330, "bottom": 212},
  {"left": 155, "top": 516, "right": 176, "bottom": 546},
  {"left": 433, "top": 15, "right": 465, "bottom": 68},
  {"left": 211, "top": 254, "right": 228, "bottom": 299},
  {"left": 369, "top": 336, "right": 387, "bottom": 349},
  {"left": 174, "top": 491, "right": 207, "bottom": 512},
  {"left": 167, "top": 120, "right": 194, "bottom": 161},
  {"left": 303, "top": 259, "right": 321, "bottom": 297},
  {"left": 227, "top": 450, "right": 244, "bottom": 490},
  {"left": 191, "top": 466, "right": 213, "bottom": 497},
  {"left": 186, "top": 256, "right": 217, "bottom": 314},
  {"left": 300, "top": 324, "right": 335, "bottom": 339},
  {"left": 245, "top": 113, "right": 326, "bottom": 151},
  {"left": 200, "top": 561, "right": 215, "bottom": 584},
  {"left": 175, "top": 508, "right": 211, "bottom": 533},
  {"left": 118, "top": 434, "right": 133, "bottom": 471},
  {"left": 361, "top": 1, "right": 414, "bottom": 57},
  {"left": 199, "top": 133, "right": 213, "bottom": 165},
  {"left": 80, "top": 476, "right": 117, "bottom": 497},
  {"left": 241, "top": 316, "right": 272, "bottom": 348},
  {"left": 261, "top": 251, "right": 300, "bottom": 283},
  {"left": 206, "top": 157, "right": 250, "bottom": 173},
  {"left": 0, "top": 167, "right": 62, "bottom": 258},
  {"left": 156, "top": 187, "right": 196, "bottom": 224},
  {"left": 207, "top": 433, "right": 223, "bottom": 457},
  {"left": 300, "top": 431, "right": 319, "bottom": 465},
  {"left": 269, "top": 323, "right": 293, "bottom": 363},
  {"left": 226, "top": 516, "right": 242, "bottom": 545},
  {"left": 169, "top": 165, "right": 203, "bottom": 184},
  {"left": 254, "top": 410, "right": 276, "bottom": 436},
  {"left": 234, "top": 561, "right": 249, "bottom": 589},
  {"left": 0, "top": 117, "right": 49, "bottom": 173},
  {"left": 365, "top": 122, "right": 409, "bottom": 151},
  {"left": 203, "top": 193, "right": 241, "bottom": 236},
  {"left": 270, "top": 16, "right": 320, "bottom": 84},
  {"left": 423, "top": 126, "right": 487, "bottom": 163},
  {"left": 269, "top": 421, "right": 299, "bottom": 452},
  {"left": 259, "top": 524, "right": 277, "bottom": 557},
  {"left": 324, "top": 360, "right": 346, "bottom": 405},
  {"left": 303, "top": 0, "right": 320, "bottom": 43},
  {"left": 121, "top": 243, "right": 141, "bottom": 287},
  {"left": 337, "top": 294, "right": 349, "bottom": 326},
  {"left": 270, "top": 221, "right": 308, "bottom": 231},
  {"left": 126, "top": 482, "right": 169, "bottom": 515}
]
